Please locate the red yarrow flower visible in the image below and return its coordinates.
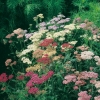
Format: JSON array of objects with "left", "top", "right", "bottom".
[
  {"left": 52, "top": 42, "right": 58, "bottom": 47},
  {"left": 39, "top": 39, "right": 54, "bottom": 47},
  {"left": 0, "top": 73, "right": 8, "bottom": 82},
  {"left": 37, "top": 57, "right": 51, "bottom": 64}
]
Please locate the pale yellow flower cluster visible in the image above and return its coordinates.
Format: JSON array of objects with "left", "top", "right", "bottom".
[
  {"left": 46, "top": 29, "right": 71, "bottom": 41},
  {"left": 43, "top": 46, "right": 56, "bottom": 57},
  {"left": 26, "top": 64, "right": 41, "bottom": 72},
  {"left": 33, "top": 14, "right": 44, "bottom": 22},
  {"left": 16, "top": 49, "right": 32, "bottom": 57},
  {"left": 58, "top": 37, "right": 65, "bottom": 41},
  {"left": 46, "top": 31, "right": 54, "bottom": 39},
  {"left": 27, "top": 43, "right": 39, "bottom": 51},
  {"left": 68, "top": 41, "right": 77, "bottom": 45},
  {"left": 29, "top": 30, "right": 48, "bottom": 42},
  {"left": 16, "top": 42, "right": 39, "bottom": 57},
  {"left": 64, "top": 23, "right": 80, "bottom": 30},
  {"left": 52, "top": 56, "right": 61, "bottom": 61},
  {"left": 53, "top": 31, "right": 66, "bottom": 38},
  {"left": 37, "top": 14, "right": 44, "bottom": 19},
  {"left": 52, "top": 30, "right": 71, "bottom": 41}
]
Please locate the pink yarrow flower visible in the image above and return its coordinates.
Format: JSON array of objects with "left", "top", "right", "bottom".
[
  {"left": 0, "top": 73, "right": 8, "bottom": 82},
  {"left": 8, "top": 75, "right": 13, "bottom": 80},
  {"left": 26, "top": 80, "right": 34, "bottom": 87},
  {"left": 16, "top": 75, "right": 24, "bottom": 80},
  {"left": 25, "top": 72, "right": 34, "bottom": 77},
  {"left": 78, "top": 91, "right": 91, "bottom": 100},
  {"left": 63, "top": 74, "right": 76, "bottom": 84},
  {"left": 5, "top": 59, "right": 12, "bottom": 66},
  {"left": 28, "top": 87, "right": 39, "bottom": 94}
]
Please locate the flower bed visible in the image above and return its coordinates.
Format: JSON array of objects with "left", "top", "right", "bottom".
[{"left": 1, "top": 14, "right": 100, "bottom": 100}]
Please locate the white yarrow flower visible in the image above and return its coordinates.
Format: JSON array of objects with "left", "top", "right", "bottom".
[{"left": 81, "top": 51, "right": 94, "bottom": 60}]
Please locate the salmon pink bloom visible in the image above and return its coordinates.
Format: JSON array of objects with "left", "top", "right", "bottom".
[{"left": 61, "top": 43, "right": 73, "bottom": 49}]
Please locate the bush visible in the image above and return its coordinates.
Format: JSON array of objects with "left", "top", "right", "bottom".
[{"left": 1, "top": 14, "right": 100, "bottom": 100}]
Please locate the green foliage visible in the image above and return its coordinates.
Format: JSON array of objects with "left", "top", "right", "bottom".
[
  {"left": 72, "top": 0, "right": 100, "bottom": 26},
  {"left": 6, "top": 0, "right": 66, "bottom": 26},
  {"left": 42, "top": 0, "right": 66, "bottom": 20}
]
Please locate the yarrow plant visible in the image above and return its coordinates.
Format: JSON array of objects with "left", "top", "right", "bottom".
[{"left": 1, "top": 13, "right": 100, "bottom": 100}]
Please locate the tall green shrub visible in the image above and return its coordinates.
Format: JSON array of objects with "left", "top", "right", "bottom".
[{"left": 6, "top": 0, "right": 66, "bottom": 29}]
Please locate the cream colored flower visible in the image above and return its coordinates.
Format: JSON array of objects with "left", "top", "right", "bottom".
[
  {"left": 18, "top": 49, "right": 32, "bottom": 56},
  {"left": 21, "top": 57, "right": 32, "bottom": 64},
  {"left": 68, "top": 41, "right": 77, "bottom": 45},
  {"left": 39, "top": 29, "right": 48, "bottom": 34},
  {"left": 37, "top": 14, "right": 44, "bottom": 18},
  {"left": 63, "top": 29, "right": 71, "bottom": 34},
  {"left": 32, "top": 38, "right": 40, "bottom": 42},
  {"left": 94, "top": 56, "right": 100, "bottom": 61},
  {"left": 80, "top": 34, "right": 88, "bottom": 38},
  {"left": 27, "top": 44, "right": 38, "bottom": 51},
  {"left": 59, "top": 30, "right": 66, "bottom": 36},
  {"left": 58, "top": 37, "right": 65, "bottom": 41},
  {"left": 96, "top": 59, "right": 100, "bottom": 65},
  {"left": 46, "top": 33, "right": 53, "bottom": 39},
  {"left": 30, "top": 33, "right": 42, "bottom": 40},
  {"left": 64, "top": 24, "right": 75, "bottom": 30},
  {"left": 53, "top": 32, "right": 61, "bottom": 38},
  {"left": 81, "top": 51, "right": 94, "bottom": 60},
  {"left": 76, "top": 25, "right": 81, "bottom": 29},
  {"left": 95, "top": 81, "right": 100, "bottom": 88},
  {"left": 97, "top": 89, "right": 100, "bottom": 93},
  {"left": 33, "top": 17, "right": 38, "bottom": 21}
]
